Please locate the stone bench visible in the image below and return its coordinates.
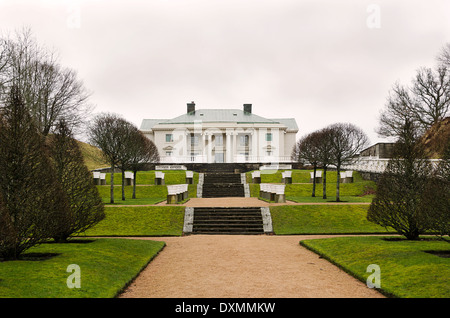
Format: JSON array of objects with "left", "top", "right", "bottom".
[
  {"left": 125, "top": 171, "right": 134, "bottom": 186},
  {"left": 310, "top": 170, "right": 322, "bottom": 183},
  {"left": 251, "top": 171, "right": 261, "bottom": 184},
  {"left": 340, "top": 170, "right": 354, "bottom": 183},
  {"left": 167, "top": 184, "right": 189, "bottom": 204},
  {"left": 156, "top": 165, "right": 187, "bottom": 170},
  {"left": 155, "top": 171, "right": 165, "bottom": 185},
  {"left": 259, "top": 183, "right": 286, "bottom": 203},
  {"left": 282, "top": 170, "right": 292, "bottom": 184},
  {"left": 93, "top": 172, "right": 106, "bottom": 185},
  {"left": 186, "top": 171, "right": 194, "bottom": 184}
]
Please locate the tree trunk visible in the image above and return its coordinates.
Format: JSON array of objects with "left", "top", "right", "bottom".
[
  {"left": 121, "top": 168, "right": 126, "bottom": 201},
  {"left": 336, "top": 164, "right": 341, "bottom": 202},
  {"left": 322, "top": 166, "right": 327, "bottom": 200},
  {"left": 312, "top": 164, "right": 317, "bottom": 197},
  {"left": 110, "top": 164, "right": 115, "bottom": 204},
  {"left": 132, "top": 170, "right": 137, "bottom": 199}
]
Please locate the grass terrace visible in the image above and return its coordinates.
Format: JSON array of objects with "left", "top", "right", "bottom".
[
  {"left": 97, "top": 170, "right": 199, "bottom": 205},
  {"left": 301, "top": 236, "right": 450, "bottom": 298},
  {"left": 247, "top": 170, "right": 376, "bottom": 203},
  {"left": 0, "top": 238, "right": 165, "bottom": 298},
  {"left": 83, "top": 206, "right": 185, "bottom": 237},
  {"left": 270, "top": 204, "right": 394, "bottom": 235}
]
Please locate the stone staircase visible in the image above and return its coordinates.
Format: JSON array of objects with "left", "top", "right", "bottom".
[
  {"left": 202, "top": 173, "right": 245, "bottom": 198},
  {"left": 192, "top": 207, "right": 264, "bottom": 235}
]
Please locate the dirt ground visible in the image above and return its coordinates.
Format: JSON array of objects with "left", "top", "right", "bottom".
[{"left": 119, "top": 234, "right": 385, "bottom": 298}]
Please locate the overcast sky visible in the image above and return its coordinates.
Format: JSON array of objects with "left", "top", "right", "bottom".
[{"left": 1, "top": 0, "right": 450, "bottom": 144}]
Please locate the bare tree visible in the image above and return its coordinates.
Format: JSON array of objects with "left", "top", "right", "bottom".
[
  {"left": 367, "top": 119, "right": 433, "bottom": 240},
  {"left": 316, "top": 127, "right": 334, "bottom": 200},
  {"left": 0, "top": 86, "right": 69, "bottom": 259},
  {"left": 377, "top": 83, "right": 418, "bottom": 138},
  {"left": 126, "top": 131, "right": 159, "bottom": 199},
  {"left": 329, "top": 123, "right": 369, "bottom": 202},
  {"left": 412, "top": 66, "right": 450, "bottom": 130},
  {"left": 115, "top": 120, "right": 142, "bottom": 201},
  {"left": 89, "top": 113, "right": 132, "bottom": 204},
  {"left": 292, "top": 131, "right": 323, "bottom": 197},
  {"left": 437, "top": 43, "right": 450, "bottom": 69},
  {"left": 0, "top": 28, "right": 92, "bottom": 136},
  {"left": 378, "top": 45, "right": 450, "bottom": 139},
  {"left": 421, "top": 141, "right": 450, "bottom": 239},
  {"left": 47, "top": 119, "right": 105, "bottom": 242}
]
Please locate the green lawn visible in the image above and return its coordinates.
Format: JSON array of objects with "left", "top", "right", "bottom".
[
  {"left": 246, "top": 169, "right": 367, "bottom": 184},
  {"left": 301, "top": 236, "right": 450, "bottom": 298},
  {"left": 270, "top": 205, "right": 394, "bottom": 235},
  {"left": 83, "top": 206, "right": 186, "bottom": 236},
  {"left": 0, "top": 238, "right": 165, "bottom": 298},
  {"left": 96, "top": 184, "right": 197, "bottom": 205},
  {"left": 105, "top": 170, "right": 199, "bottom": 185},
  {"left": 247, "top": 170, "right": 376, "bottom": 203}
]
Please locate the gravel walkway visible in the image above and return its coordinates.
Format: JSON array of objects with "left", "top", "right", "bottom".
[{"left": 119, "top": 234, "right": 384, "bottom": 298}]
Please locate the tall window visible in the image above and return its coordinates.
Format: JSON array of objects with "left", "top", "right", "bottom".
[
  {"left": 266, "top": 133, "right": 272, "bottom": 142},
  {"left": 240, "top": 135, "right": 249, "bottom": 146},
  {"left": 215, "top": 134, "right": 223, "bottom": 146},
  {"left": 190, "top": 134, "right": 199, "bottom": 146},
  {"left": 165, "top": 134, "right": 173, "bottom": 142}
]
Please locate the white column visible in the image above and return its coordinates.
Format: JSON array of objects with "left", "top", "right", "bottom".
[
  {"left": 207, "top": 133, "right": 212, "bottom": 163},
  {"left": 232, "top": 130, "right": 237, "bottom": 163},
  {"left": 201, "top": 132, "right": 206, "bottom": 163},
  {"left": 182, "top": 131, "right": 187, "bottom": 161},
  {"left": 251, "top": 128, "right": 258, "bottom": 162},
  {"left": 226, "top": 131, "right": 231, "bottom": 163}
]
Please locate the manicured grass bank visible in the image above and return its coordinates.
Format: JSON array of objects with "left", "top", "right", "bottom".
[
  {"left": 0, "top": 238, "right": 165, "bottom": 298},
  {"left": 96, "top": 184, "right": 197, "bottom": 205},
  {"left": 300, "top": 236, "right": 450, "bottom": 298},
  {"left": 270, "top": 205, "right": 394, "bottom": 235},
  {"left": 83, "top": 206, "right": 185, "bottom": 236},
  {"left": 105, "top": 170, "right": 199, "bottom": 185}
]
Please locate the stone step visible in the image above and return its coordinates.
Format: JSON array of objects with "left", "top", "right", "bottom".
[{"left": 191, "top": 207, "right": 265, "bottom": 235}]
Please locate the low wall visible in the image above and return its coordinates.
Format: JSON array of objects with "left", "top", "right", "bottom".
[{"left": 93, "top": 162, "right": 303, "bottom": 173}]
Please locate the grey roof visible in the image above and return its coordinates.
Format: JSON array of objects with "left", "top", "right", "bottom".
[
  {"left": 271, "top": 118, "right": 299, "bottom": 131},
  {"left": 140, "top": 109, "right": 298, "bottom": 131},
  {"left": 140, "top": 119, "right": 168, "bottom": 131}
]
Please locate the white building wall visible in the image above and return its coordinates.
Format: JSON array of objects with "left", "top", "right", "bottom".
[{"left": 145, "top": 124, "right": 297, "bottom": 163}]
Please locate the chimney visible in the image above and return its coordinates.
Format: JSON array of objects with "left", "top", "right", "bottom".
[
  {"left": 187, "top": 101, "right": 195, "bottom": 114},
  {"left": 243, "top": 103, "right": 252, "bottom": 114}
]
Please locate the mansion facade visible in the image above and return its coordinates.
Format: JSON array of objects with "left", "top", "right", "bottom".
[{"left": 140, "top": 102, "right": 298, "bottom": 164}]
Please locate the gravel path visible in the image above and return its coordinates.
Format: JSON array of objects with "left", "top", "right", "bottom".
[{"left": 119, "top": 235, "right": 384, "bottom": 298}]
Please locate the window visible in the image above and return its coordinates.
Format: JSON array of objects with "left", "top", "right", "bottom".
[
  {"left": 190, "top": 135, "right": 199, "bottom": 146},
  {"left": 215, "top": 135, "right": 223, "bottom": 146},
  {"left": 240, "top": 135, "right": 249, "bottom": 146},
  {"left": 266, "top": 151, "right": 272, "bottom": 156},
  {"left": 165, "top": 134, "right": 173, "bottom": 142},
  {"left": 266, "top": 133, "right": 272, "bottom": 142},
  {"left": 165, "top": 151, "right": 172, "bottom": 156}
]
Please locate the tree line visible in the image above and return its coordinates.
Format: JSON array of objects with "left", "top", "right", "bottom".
[
  {"left": 292, "top": 122, "right": 369, "bottom": 202},
  {"left": 368, "top": 43, "right": 450, "bottom": 240},
  {"left": 0, "top": 29, "right": 158, "bottom": 260},
  {"left": 0, "top": 29, "right": 105, "bottom": 260},
  {"left": 88, "top": 112, "right": 160, "bottom": 204},
  {"left": 293, "top": 43, "right": 450, "bottom": 240}
]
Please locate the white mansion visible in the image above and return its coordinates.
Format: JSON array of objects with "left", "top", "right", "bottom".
[{"left": 140, "top": 102, "right": 298, "bottom": 164}]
